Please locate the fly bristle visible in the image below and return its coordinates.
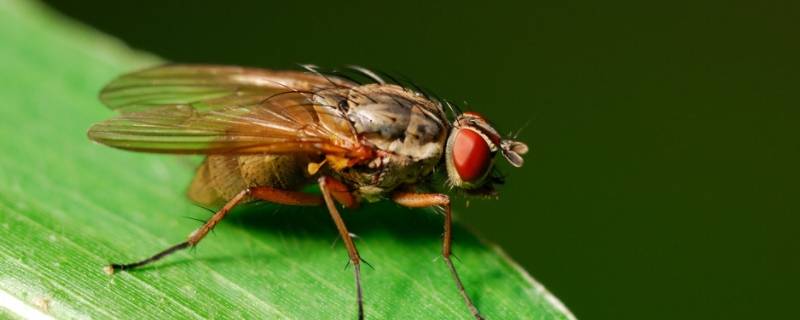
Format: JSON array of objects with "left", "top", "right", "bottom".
[{"left": 346, "top": 66, "right": 387, "bottom": 84}]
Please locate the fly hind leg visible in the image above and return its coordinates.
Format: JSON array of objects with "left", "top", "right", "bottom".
[
  {"left": 392, "top": 192, "right": 485, "bottom": 320},
  {"left": 105, "top": 186, "right": 322, "bottom": 274}
]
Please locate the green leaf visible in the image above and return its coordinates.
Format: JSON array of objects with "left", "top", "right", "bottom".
[{"left": 0, "top": 0, "right": 574, "bottom": 319}]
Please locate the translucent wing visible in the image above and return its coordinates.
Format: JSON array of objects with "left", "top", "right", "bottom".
[
  {"left": 99, "top": 64, "right": 350, "bottom": 112},
  {"left": 89, "top": 65, "right": 369, "bottom": 159}
]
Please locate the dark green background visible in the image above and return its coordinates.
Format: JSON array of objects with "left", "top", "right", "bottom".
[{"left": 43, "top": 1, "right": 799, "bottom": 319}]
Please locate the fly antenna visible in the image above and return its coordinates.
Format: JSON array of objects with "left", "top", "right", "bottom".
[{"left": 512, "top": 119, "right": 531, "bottom": 139}]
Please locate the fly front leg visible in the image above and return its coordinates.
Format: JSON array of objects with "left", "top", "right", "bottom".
[
  {"left": 392, "top": 192, "right": 485, "bottom": 320},
  {"left": 317, "top": 176, "right": 365, "bottom": 320},
  {"left": 106, "top": 186, "right": 322, "bottom": 274}
]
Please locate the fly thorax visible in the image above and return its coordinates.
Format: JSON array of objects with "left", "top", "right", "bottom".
[{"left": 345, "top": 84, "right": 447, "bottom": 162}]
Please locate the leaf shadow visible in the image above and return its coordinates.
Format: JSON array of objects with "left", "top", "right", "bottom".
[
  {"left": 224, "top": 200, "right": 486, "bottom": 249},
  {"left": 122, "top": 200, "right": 487, "bottom": 275}
]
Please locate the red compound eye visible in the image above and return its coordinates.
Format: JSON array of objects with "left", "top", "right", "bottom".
[{"left": 452, "top": 128, "right": 491, "bottom": 182}]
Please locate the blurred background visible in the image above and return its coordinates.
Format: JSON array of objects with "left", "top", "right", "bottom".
[{"left": 43, "top": 0, "right": 798, "bottom": 319}]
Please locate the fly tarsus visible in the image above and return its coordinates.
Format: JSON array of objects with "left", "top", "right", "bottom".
[{"left": 105, "top": 241, "right": 191, "bottom": 275}]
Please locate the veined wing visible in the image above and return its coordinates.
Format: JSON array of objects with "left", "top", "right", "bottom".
[
  {"left": 99, "top": 64, "right": 352, "bottom": 112},
  {"left": 89, "top": 65, "right": 371, "bottom": 160},
  {"left": 89, "top": 93, "right": 367, "bottom": 156}
]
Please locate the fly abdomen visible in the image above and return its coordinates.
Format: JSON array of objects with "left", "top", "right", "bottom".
[{"left": 187, "top": 154, "right": 311, "bottom": 207}]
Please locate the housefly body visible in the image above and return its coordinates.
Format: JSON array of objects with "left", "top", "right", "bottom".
[{"left": 89, "top": 64, "right": 528, "bottom": 319}]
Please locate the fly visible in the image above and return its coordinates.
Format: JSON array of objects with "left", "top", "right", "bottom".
[{"left": 88, "top": 64, "right": 529, "bottom": 320}]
